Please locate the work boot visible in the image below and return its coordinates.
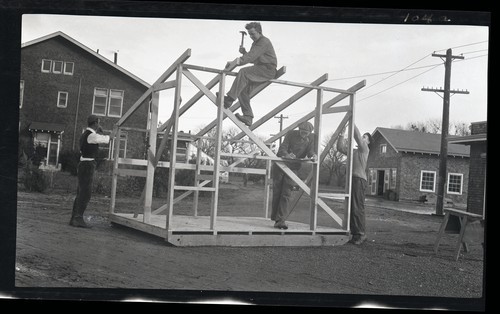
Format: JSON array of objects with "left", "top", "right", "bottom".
[
  {"left": 215, "top": 92, "right": 233, "bottom": 109},
  {"left": 349, "top": 234, "right": 366, "bottom": 245},
  {"left": 69, "top": 216, "right": 92, "bottom": 228},
  {"left": 235, "top": 113, "right": 252, "bottom": 127},
  {"left": 274, "top": 220, "right": 288, "bottom": 230}
]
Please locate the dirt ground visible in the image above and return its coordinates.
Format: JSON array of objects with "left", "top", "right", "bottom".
[{"left": 11, "top": 173, "right": 486, "bottom": 311}]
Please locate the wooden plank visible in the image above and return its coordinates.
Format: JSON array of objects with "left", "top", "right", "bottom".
[
  {"left": 156, "top": 62, "right": 241, "bottom": 133},
  {"left": 220, "top": 103, "right": 344, "bottom": 226},
  {"left": 309, "top": 89, "right": 323, "bottom": 230},
  {"left": 115, "top": 168, "right": 147, "bottom": 177},
  {"left": 142, "top": 91, "right": 159, "bottom": 222},
  {"left": 265, "top": 80, "right": 365, "bottom": 145},
  {"left": 286, "top": 113, "right": 351, "bottom": 213},
  {"left": 117, "top": 49, "right": 191, "bottom": 126},
  {"left": 110, "top": 126, "right": 121, "bottom": 214},
  {"left": 194, "top": 66, "right": 287, "bottom": 137},
  {"left": 231, "top": 74, "right": 329, "bottom": 141},
  {"left": 166, "top": 64, "right": 183, "bottom": 232},
  {"left": 210, "top": 73, "right": 226, "bottom": 230},
  {"left": 183, "top": 63, "right": 238, "bottom": 76},
  {"left": 174, "top": 186, "right": 216, "bottom": 192},
  {"left": 153, "top": 80, "right": 177, "bottom": 92},
  {"left": 270, "top": 79, "right": 354, "bottom": 94},
  {"left": 323, "top": 105, "right": 351, "bottom": 114}
]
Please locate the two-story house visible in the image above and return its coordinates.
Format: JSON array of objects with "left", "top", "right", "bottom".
[
  {"left": 19, "top": 31, "right": 150, "bottom": 169},
  {"left": 367, "top": 127, "right": 470, "bottom": 205}
]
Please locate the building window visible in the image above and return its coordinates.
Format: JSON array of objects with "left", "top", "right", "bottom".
[
  {"left": 57, "top": 91, "right": 68, "bottom": 108},
  {"left": 107, "top": 89, "right": 124, "bottom": 117},
  {"left": 420, "top": 170, "right": 436, "bottom": 192},
  {"left": 390, "top": 168, "right": 397, "bottom": 189},
  {"left": 92, "top": 88, "right": 108, "bottom": 116},
  {"left": 108, "top": 132, "right": 127, "bottom": 159},
  {"left": 64, "top": 62, "right": 74, "bottom": 75},
  {"left": 52, "top": 60, "right": 63, "bottom": 74},
  {"left": 41, "top": 59, "right": 52, "bottom": 73},
  {"left": 380, "top": 144, "right": 387, "bottom": 154},
  {"left": 20, "top": 80, "right": 24, "bottom": 108},
  {"left": 447, "top": 173, "right": 463, "bottom": 195},
  {"left": 33, "top": 132, "right": 60, "bottom": 167}
]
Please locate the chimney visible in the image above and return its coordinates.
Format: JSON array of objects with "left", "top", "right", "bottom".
[{"left": 114, "top": 51, "right": 118, "bottom": 64}]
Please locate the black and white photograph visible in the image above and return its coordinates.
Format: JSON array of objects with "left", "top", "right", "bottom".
[{"left": 1, "top": 1, "right": 490, "bottom": 311}]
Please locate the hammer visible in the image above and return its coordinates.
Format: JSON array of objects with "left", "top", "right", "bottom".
[{"left": 239, "top": 30, "right": 247, "bottom": 48}]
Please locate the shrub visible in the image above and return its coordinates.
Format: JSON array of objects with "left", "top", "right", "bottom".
[{"left": 21, "top": 154, "right": 49, "bottom": 192}]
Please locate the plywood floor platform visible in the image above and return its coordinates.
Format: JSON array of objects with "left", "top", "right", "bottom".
[{"left": 109, "top": 213, "right": 350, "bottom": 247}]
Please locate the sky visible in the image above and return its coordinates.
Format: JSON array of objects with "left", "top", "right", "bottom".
[{"left": 20, "top": 13, "right": 489, "bottom": 143}]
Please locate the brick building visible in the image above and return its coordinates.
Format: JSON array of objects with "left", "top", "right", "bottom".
[
  {"left": 19, "top": 31, "right": 150, "bottom": 169},
  {"left": 448, "top": 121, "right": 487, "bottom": 216},
  {"left": 367, "top": 127, "right": 470, "bottom": 205}
]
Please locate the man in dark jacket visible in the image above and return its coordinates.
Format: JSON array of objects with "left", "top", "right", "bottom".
[
  {"left": 221, "top": 22, "right": 278, "bottom": 127},
  {"left": 271, "top": 121, "right": 317, "bottom": 229},
  {"left": 70, "top": 115, "right": 112, "bottom": 228}
]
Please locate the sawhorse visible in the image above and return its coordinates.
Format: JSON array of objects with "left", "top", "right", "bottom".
[{"left": 434, "top": 208, "right": 484, "bottom": 261}]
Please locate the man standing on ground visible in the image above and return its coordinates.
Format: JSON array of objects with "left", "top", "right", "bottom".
[
  {"left": 271, "top": 121, "right": 317, "bottom": 229},
  {"left": 337, "top": 124, "right": 372, "bottom": 244},
  {"left": 70, "top": 115, "right": 113, "bottom": 228},
  {"left": 220, "top": 22, "right": 278, "bottom": 127}
]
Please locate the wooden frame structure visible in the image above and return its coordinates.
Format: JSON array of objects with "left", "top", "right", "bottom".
[{"left": 109, "top": 49, "right": 366, "bottom": 246}]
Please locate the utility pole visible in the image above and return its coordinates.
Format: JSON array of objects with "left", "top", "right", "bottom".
[
  {"left": 422, "top": 48, "right": 469, "bottom": 216},
  {"left": 274, "top": 114, "right": 288, "bottom": 145}
]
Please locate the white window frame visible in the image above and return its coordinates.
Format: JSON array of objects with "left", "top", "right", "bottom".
[
  {"left": 63, "top": 62, "right": 74, "bottom": 75},
  {"left": 420, "top": 170, "right": 436, "bottom": 192},
  {"left": 20, "top": 80, "right": 24, "bottom": 109},
  {"left": 92, "top": 88, "right": 108, "bottom": 116},
  {"left": 107, "top": 89, "right": 124, "bottom": 118},
  {"left": 390, "top": 168, "right": 397, "bottom": 189},
  {"left": 380, "top": 144, "right": 387, "bottom": 154},
  {"left": 41, "top": 59, "right": 52, "bottom": 73},
  {"left": 57, "top": 91, "right": 68, "bottom": 108},
  {"left": 447, "top": 173, "right": 463, "bottom": 195},
  {"left": 52, "top": 60, "right": 63, "bottom": 74},
  {"left": 108, "top": 131, "right": 127, "bottom": 159}
]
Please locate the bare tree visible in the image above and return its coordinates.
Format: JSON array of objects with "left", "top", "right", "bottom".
[
  {"left": 320, "top": 132, "right": 346, "bottom": 186},
  {"left": 392, "top": 118, "right": 471, "bottom": 136}
]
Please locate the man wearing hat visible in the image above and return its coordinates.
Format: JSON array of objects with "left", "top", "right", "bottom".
[
  {"left": 271, "top": 121, "right": 317, "bottom": 229},
  {"left": 70, "top": 115, "right": 112, "bottom": 228}
]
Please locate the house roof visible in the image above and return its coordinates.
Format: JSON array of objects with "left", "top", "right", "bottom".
[
  {"left": 21, "top": 31, "right": 150, "bottom": 88},
  {"left": 29, "top": 122, "right": 66, "bottom": 133},
  {"left": 448, "top": 134, "right": 487, "bottom": 145},
  {"left": 374, "top": 127, "right": 470, "bottom": 157}
]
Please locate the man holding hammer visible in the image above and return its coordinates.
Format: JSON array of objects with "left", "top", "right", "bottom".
[{"left": 220, "top": 22, "right": 277, "bottom": 127}]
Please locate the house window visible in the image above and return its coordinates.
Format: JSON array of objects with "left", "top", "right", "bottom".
[
  {"left": 41, "top": 59, "right": 52, "bottom": 73},
  {"left": 108, "top": 132, "right": 127, "bottom": 159},
  {"left": 380, "top": 144, "right": 387, "bottom": 154},
  {"left": 20, "top": 80, "right": 24, "bottom": 108},
  {"left": 92, "top": 88, "right": 108, "bottom": 116},
  {"left": 57, "top": 91, "right": 68, "bottom": 108},
  {"left": 447, "top": 173, "right": 463, "bottom": 195},
  {"left": 108, "top": 89, "right": 124, "bottom": 117},
  {"left": 64, "top": 62, "right": 74, "bottom": 75},
  {"left": 33, "top": 132, "right": 60, "bottom": 166},
  {"left": 52, "top": 60, "right": 63, "bottom": 74},
  {"left": 390, "top": 168, "right": 397, "bottom": 189},
  {"left": 420, "top": 170, "right": 436, "bottom": 192}
]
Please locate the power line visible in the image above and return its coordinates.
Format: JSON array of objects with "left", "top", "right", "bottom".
[
  {"left": 358, "top": 64, "right": 442, "bottom": 103},
  {"left": 434, "top": 40, "right": 488, "bottom": 53}
]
